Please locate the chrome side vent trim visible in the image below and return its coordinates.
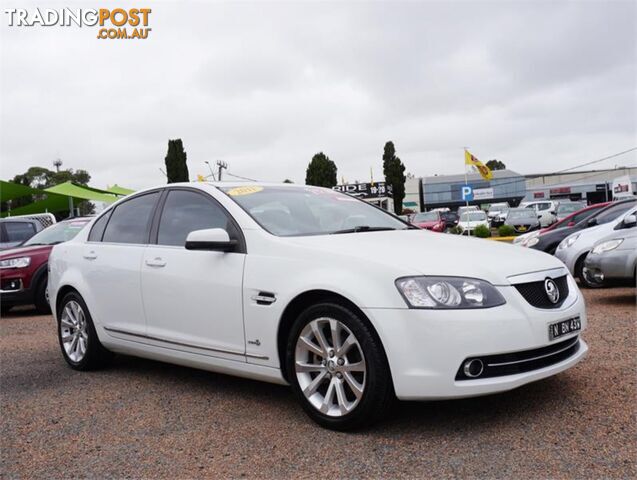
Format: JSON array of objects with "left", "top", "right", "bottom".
[{"left": 252, "top": 291, "right": 276, "bottom": 306}]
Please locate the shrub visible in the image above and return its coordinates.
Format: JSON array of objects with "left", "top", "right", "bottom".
[
  {"left": 498, "top": 224, "right": 516, "bottom": 237},
  {"left": 473, "top": 225, "right": 491, "bottom": 238},
  {"left": 447, "top": 226, "right": 463, "bottom": 235}
]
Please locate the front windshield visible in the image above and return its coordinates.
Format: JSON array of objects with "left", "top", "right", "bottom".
[
  {"left": 221, "top": 185, "right": 409, "bottom": 236},
  {"left": 460, "top": 212, "right": 487, "bottom": 222},
  {"left": 557, "top": 203, "right": 585, "bottom": 215},
  {"left": 23, "top": 219, "right": 90, "bottom": 246},
  {"left": 488, "top": 204, "right": 508, "bottom": 213},
  {"left": 507, "top": 209, "right": 537, "bottom": 220},
  {"left": 413, "top": 212, "right": 438, "bottom": 222}
]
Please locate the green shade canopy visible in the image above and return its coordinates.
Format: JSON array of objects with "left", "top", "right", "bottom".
[
  {"left": 0, "top": 180, "right": 45, "bottom": 203},
  {"left": 44, "top": 181, "right": 120, "bottom": 203},
  {"left": 106, "top": 184, "right": 135, "bottom": 195},
  {"left": 1, "top": 181, "right": 125, "bottom": 217}
]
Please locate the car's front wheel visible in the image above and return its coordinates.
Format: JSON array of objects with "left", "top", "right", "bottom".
[
  {"left": 286, "top": 302, "right": 393, "bottom": 430},
  {"left": 57, "top": 292, "right": 112, "bottom": 370}
]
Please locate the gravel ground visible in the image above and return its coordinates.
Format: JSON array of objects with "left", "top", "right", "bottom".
[{"left": 1, "top": 287, "right": 635, "bottom": 479}]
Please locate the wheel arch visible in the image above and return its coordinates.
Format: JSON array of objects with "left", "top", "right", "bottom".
[
  {"left": 276, "top": 289, "right": 390, "bottom": 383},
  {"left": 55, "top": 284, "right": 81, "bottom": 316}
]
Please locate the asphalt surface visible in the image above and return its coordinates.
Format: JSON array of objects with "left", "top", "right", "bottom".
[{"left": 1, "top": 287, "right": 635, "bottom": 479}]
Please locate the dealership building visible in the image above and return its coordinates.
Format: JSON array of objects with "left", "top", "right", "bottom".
[{"left": 404, "top": 167, "right": 637, "bottom": 212}]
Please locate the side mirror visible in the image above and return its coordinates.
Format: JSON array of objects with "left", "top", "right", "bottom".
[
  {"left": 185, "top": 228, "right": 237, "bottom": 252},
  {"left": 587, "top": 218, "right": 598, "bottom": 227},
  {"left": 550, "top": 210, "right": 556, "bottom": 215},
  {"left": 537, "top": 215, "right": 542, "bottom": 219},
  {"left": 567, "top": 221, "right": 575, "bottom": 227},
  {"left": 622, "top": 214, "right": 637, "bottom": 228}
]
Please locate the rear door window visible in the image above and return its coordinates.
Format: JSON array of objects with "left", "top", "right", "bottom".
[{"left": 102, "top": 192, "right": 160, "bottom": 244}]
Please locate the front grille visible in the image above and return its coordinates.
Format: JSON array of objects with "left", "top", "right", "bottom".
[
  {"left": 514, "top": 275, "right": 569, "bottom": 309},
  {"left": 455, "top": 336, "right": 580, "bottom": 380}
]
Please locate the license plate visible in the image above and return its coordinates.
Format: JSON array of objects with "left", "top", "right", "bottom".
[
  {"left": 548, "top": 317, "right": 581, "bottom": 341},
  {"left": 518, "top": 225, "right": 527, "bottom": 231}
]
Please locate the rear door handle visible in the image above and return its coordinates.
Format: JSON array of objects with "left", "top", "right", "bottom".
[
  {"left": 83, "top": 251, "right": 97, "bottom": 260},
  {"left": 145, "top": 257, "right": 166, "bottom": 268}
]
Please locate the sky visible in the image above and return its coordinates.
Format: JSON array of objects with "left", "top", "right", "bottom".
[{"left": 1, "top": 0, "right": 636, "bottom": 190}]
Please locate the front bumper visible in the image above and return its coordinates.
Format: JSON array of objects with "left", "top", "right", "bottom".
[
  {"left": 584, "top": 250, "right": 633, "bottom": 282},
  {"left": 0, "top": 273, "right": 35, "bottom": 307},
  {"left": 363, "top": 275, "right": 587, "bottom": 400}
]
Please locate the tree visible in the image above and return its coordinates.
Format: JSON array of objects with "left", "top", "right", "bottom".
[
  {"left": 382, "top": 141, "right": 406, "bottom": 215},
  {"left": 7, "top": 166, "right": 95, "bottom": 215},
  {"left": 164, "top": 139, "right": 189, "bottom": 183},
  {"left": 305, "top": 152, "right": 337, "bottom": 188},
  {"left": 486, "top": 159, "right": 506, "bottom": 171}
]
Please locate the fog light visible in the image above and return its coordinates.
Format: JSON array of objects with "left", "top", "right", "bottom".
[
  {"left": 463, "top": 359, "right": 484, "bottom": 378},
  {"left": 1, "top": 279, "right": 22, "bottom": 291}
]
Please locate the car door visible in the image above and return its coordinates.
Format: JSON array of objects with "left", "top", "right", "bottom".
[
  {"left": 84, "top": 190, "right": 161, "bottom": 335},
  {"left": 140, "top": 188, "right": 247, "bottom": 359}
]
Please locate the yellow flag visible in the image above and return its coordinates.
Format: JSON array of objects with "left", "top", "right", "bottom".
[{"left": 465, "top": 150, "right": 492, "bottom": 180}]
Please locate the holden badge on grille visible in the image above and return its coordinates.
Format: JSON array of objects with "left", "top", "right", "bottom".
[{"left": 544, "top": 278, "right": 560, "bottom": 304}]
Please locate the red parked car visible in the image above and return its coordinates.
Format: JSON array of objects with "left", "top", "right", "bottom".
[
  {"left": 0, "top": 217, "right": 91, "bottom": 315},
  {"left": 411, "top": 211, "right": 446, "bottom": 232}
]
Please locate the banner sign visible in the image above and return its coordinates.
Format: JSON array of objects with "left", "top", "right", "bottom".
[
  {"left": 611, "top": 175, "right": 634, "bottom": 199},
  {"left": 333, "top": 182, "right": 393, "bottom": 198},
  {"left": 473, "top": 188, "right": 494, "bottom": 200}
]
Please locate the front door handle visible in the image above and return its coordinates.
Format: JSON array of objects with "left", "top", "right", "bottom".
[
  {"left": 83, "top": 251, "right": 97, "bottom": 260},
  {"left": 145, "top": 257, "right": 167, "bottom": 268}
]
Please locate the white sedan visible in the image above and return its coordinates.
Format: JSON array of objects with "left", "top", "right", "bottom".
[
  {"left": 48, "top": 183, "right": 588, "bottom": 430},
  {"left": 458, "top": 210, "right": 490, "bottom": 234}
]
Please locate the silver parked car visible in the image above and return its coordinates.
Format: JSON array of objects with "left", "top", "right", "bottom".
[
  {"left": 583, "top": 223, "right": 637, "bottom": 287},
  {"left": 504, "top": 208, "right": 541, "bottom": 234}
]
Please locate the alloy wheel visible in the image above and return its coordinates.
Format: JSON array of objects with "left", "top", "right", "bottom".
[
  {"left": 294, "top": 317, "right": 366, "bottom": 417},
  {"left": 60, "top": 300, "right": 89, "bottom": 362}
]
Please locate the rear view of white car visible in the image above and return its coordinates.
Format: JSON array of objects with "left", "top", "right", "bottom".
[{"left": 48, "top": 183, "right": 588, "bottom": 430}]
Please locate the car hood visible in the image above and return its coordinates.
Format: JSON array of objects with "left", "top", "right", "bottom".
[
  {"left": 0, "top": 244, "right": 52, "bottom": 259},
  {"left": 285, "top": 230, "right": 562, "bottom": 285}
]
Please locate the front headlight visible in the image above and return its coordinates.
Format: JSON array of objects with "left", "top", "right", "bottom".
[
  {"left": 395, "top": 276, "right": 506, "bottom": 309},
  {"left": 558, "top": 233, "right": 580, "bottom": 250},
  {"left": 591, "top": 238, "right": 623, "bottom": 255},
  {"left": 525, "top": 236, "right": 540, "bottom": 247},
  {"left": 0, "top": 256, "right": 31, "bottom": 269}
]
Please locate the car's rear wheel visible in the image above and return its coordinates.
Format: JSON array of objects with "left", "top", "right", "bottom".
[
  {"left": 286, "top": 302, "right": 393, "bottom": 430},
  {"left": 57, "top": 292, "right": 112, "bottom": 370}
]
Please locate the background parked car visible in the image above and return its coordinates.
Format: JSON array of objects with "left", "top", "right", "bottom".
[
  {"left": 514, "top": 201, "right": 611, "bottom": 246},
  {"left": 503, "top": 208, "right": 541, "bottom": 234},
  {"left": 457, "top": 205, "right": 478, "bottom": 217},
  {"left": 556, "top": 201, "right": 587, "bottom": 221},
  {"left": 520, "top": 200, "right": 559, "bottom": 227},
  {"left": 583, "top": 228, "right": 637, "bottom": 287},
  {"left": 487, "top": 202, "right": 510, "bottom": 227},
  {"left": 411, "top": 211, "right": 445, "bottom": 232},
  {"left": 528, "top": 199, "right": 635, "bottom": 254},
  {"left": 458, "top": 210, "right": 489, "bottom": 235},
  {"left": 555, "top": 205, "right": 637, "bottom": 286},
  {"left": 440, "top": 211, "right": 459, "bottom": 231},
  {"left": 0, "top": 217, "right": 91, "bottom": 314},
  {"left": 0, "top": 213, "right": 56, "bottom": 250}
]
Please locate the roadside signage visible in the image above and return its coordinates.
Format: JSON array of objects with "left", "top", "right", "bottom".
[
  {"left": 473, "top": 187, "right": 494, "bottom": 200},
  {"left": 333, "top": 182, "right": 393, "bottom": 199},
  {"left": 461, "top": 185, "right": 473, "bottom": 201},
  {"left": 611, "top": 175, "right": 634, "bottom": 199}
]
